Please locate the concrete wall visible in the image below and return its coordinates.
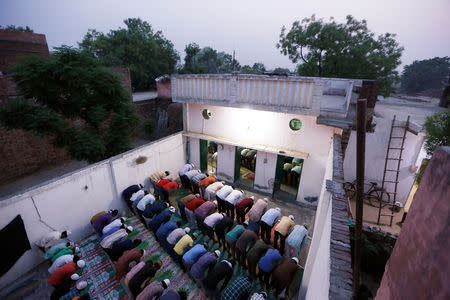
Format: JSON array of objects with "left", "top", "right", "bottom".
[
  {"left": 0, "top": 133, "right": 185, "bottom": 288},
  {"left": 343, "top": 119, "right": 425, "bottom": 205},
  {"left": 375, "top": 147, "right": 450, "bottom": 300},
  {"left": 300, "top": 141, "right": 333, "bottom": 299},
  {"left": 186, "top": 104, "right": 337, "bottom": 202}
]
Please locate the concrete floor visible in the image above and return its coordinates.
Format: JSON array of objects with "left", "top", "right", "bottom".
[{"left": 241, "top": 188, "right": 316, "bottom": 268}]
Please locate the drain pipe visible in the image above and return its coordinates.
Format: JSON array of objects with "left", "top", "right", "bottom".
[{"left": 353, "top": 98, "right": 367, "bottom": 298}]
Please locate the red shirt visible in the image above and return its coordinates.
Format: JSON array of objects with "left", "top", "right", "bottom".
[
  {"left": 157, "top": 179, "right": 171, "bottom": 188},
  {"left": 185, "top": 197, "right": 205, "bottom": 211},
  {"left": 236, "top": 198, "right": 254, "bottom": 211},
  {"left": 163, "top": 181, "right": 178, "bottom": 191},
  {"left": 48, "top": 262, "right": 76, "bottom": 286}
]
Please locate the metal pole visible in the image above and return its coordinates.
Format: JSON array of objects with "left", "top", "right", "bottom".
[{"left": 354, "top": 98, "right": 367, "bottom": 298}]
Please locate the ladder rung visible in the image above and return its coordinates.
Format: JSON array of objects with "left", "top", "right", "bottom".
[
  {"left": 391, "top": 137, "right": 404, "bottom": 139},
  {"left": 387, "top": 158, "right": 402, "bottom": 160},
  {"left": 386, "top": 169, "right": 400, "bottom": 172},
  {"left": 384, "top": 180, "right": 399, "bottom": 183},
  {"left": 388, "top": 147, "right": 404, "bottom": 150}
]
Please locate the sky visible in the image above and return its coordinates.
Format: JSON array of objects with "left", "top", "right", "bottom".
[{"left": 1, "top": 0, "right": 449, "bottom": 71}]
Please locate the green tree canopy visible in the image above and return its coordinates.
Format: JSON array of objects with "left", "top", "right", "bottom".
[
  {"left": 0, "top": 46, "right": 141, "bottom": 163},
  {"left": 273, "top": 67, "right": 291, "bottom": 74},
  {"left": 401, "top": 57, "right": 450, "bottom": 94},
  {"left": 79, "top": 18, "right": 179, "bottom": 91},
  {"left": 277, "top": 15, "right": 404, "bottom": 96},
  {"left": 241, "top": 62, "right": 267, "bottom": 74},
  {"left": 0, "top": 25, "right": 33, "bottom": 32},
  {"left": 180, "top": 43, "right": 240, "bottom": 74},
  {"left": 423, "top": 111, "right": 450, "bottom": 156}
]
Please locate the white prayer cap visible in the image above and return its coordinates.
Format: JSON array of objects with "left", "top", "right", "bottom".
[
  {"left": 184, "top": 227, "right": 191, "bottom": 234},
  {"left": 77, "top": 260, "right": 85, "bottom": 268},
  {"left": 250, "top": 196, "right": 255, "bottom": 200},
  {"left": 221, "top": 181, "right": 226, "bottom": 185},
  {"left": 213, "top": 200, "right": 218, "bottom": 206},
  {"left": 190, "top": 163, "right": 195, "bottom": 168},
  {"left": 289, "top": 215, "right": 295, "bottom": 220},
  {"left": 71, "top": 273, "right": 80, "bottom": 281},
  {"left": 244, "top": 221, "right": 249, "bottom": 226},
  {"left": 214, "top": 250, "right": 221, "bottom": 257},
  {"left": 74, "top": 247, "right": 80, "bottom": 253},
  {"left": 195, "top": 193, "right": 200, "bottom": 198},
  {"left": 292, "top": 257, "right": 299, "bottom": 264},
  {"left": 126, "top": 226, "right": 133, "bottom": 231},
  {"left": 142, "top": 249, "right": 147, "bottom": 257},
  {"left": 162, "top": 279, "right": 170, "bottom": 288},
  {"left": 76, "top": 280, "right": 87, "bottom": 290},
  {"left": 169, "top": 206, "right": 176, "bottom": 213},
  {"left": 275, "top": 207, "right": 281, "bottom": 211}
]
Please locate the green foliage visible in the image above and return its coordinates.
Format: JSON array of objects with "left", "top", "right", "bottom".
[
  {"left": 143, "top": 119, "right": 155, "bottom": 137},
  {"left": 277, "top": 15, "right": 404, "bottom": 96},
  {"left": 401, "top": 57, "right": 450, "bottom": 94},
  {"left": 241, "top": 63, "right": 266, "bottom": 74},
  {"left": 273, "top": 67, "right": 291, "bottom": 74},
  {"left": 423, "top": 111, "right": 450, "bottom": 155},
  {"left": 0, "top": 46, "right": 141, "bottom": 163},
  {"left": 1, "top": 25, "right": 33, "bottom": 32},
  {"left": 180, "top": 43, "right": 240, "bottom": 74},
  {"left": 79, "top": 18, "right": 179, "bottom": 91}
]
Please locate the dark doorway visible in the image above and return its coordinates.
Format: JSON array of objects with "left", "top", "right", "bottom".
[
  {"left": 234, "top": 146, "right": 256, "bottom": 189},
  {"left": 200, "top": 139, "right": 218, "bottom": 176},
  {"left": 273, "top": 154, "right": 303, "bottom": 202}
]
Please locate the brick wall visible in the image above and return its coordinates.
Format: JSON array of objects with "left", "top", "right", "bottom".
[
  {"left": 375, "top": 147, "right": 450, "bottom": 300},
  {"left": 156, "top": 75, "right": 171, "bottom": 99}
]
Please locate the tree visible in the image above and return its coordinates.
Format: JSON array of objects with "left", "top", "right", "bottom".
[
  {"left": 277, "top": 15, "right": 404, "bottom": 96},
  {"left": 79, "top": 18, "right": 179, "bottom": 91},
  {"left": 0, "top": 46, "right": 141, "bottom": 163},
  {"left": 0, "top": 25, "right": 33, "bottom": 32},
  {"left": 240, "top": 63, "right": 266, "bottom": 74},
  {"left": 273, "top": 67, "right": 291, "bottom": 74},
  {"left": 401, "top": 57, "right": 450, "bottom": 94},
  {"left": 422, "top": 111, "right": 450, "bottom": 155},
  {"left": 180, "top": 44, "right": 240, "bottom": 74}
]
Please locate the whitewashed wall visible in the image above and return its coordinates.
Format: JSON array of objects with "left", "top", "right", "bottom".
[
  {"left": 187, "top": 104, "right": 338, "bottom": 202},
  {"left": 0, "top": 133, "right": 184, "bottom": 288},
  {"left": 254, "top": 151, "right": 278, "bottom": 194},
  {"left": 188, "top": 137, "right": 201, "bottom": 169},
  {"left": 343, "top": 123, "right": 425, "bottom": 205},
  {"left": 217, "top": 144, "right": 236, "bottom": 182},
  {"left": 299, "top": 141, "right": 333, "bottom": 299}
]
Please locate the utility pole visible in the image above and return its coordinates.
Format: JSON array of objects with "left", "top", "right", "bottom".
[{"left": 353, "top": 98, "right": 367, "bottom": 299}]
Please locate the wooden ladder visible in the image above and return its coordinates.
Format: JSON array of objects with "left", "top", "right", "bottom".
[{"left": 377, "top": 115, "right": 410, "bottom": 226}]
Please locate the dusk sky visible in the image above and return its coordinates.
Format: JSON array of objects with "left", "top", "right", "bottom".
[{"left": 1, "top": 0, "right": 449, "bottom": 71}]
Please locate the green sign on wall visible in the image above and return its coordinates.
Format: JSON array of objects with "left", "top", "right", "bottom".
[{"left": 289, "top": 118, "right": 302, "bottom": 131}]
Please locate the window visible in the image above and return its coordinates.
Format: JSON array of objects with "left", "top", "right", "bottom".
[
  {"left": 289, "top": 118, "right": 302, "bottom": 131},
  {"left": 202, "top": 109, "right": 211, "bottom": 120}
]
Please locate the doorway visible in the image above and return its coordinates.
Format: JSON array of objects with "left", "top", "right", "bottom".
[
  {"left": 273, "top": 154, "right": 303, "bottom": 202},
  {"left": 200, "top": 139, "right": 218, "bottom": 176},
  {"left": 234, "top": 146, "right": 256, "bottom": 188}
]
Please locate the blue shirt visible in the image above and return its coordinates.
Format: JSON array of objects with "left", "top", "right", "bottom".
[
  {"left": 182, "top": 244, "right": 207, "bottom": 265},
  {"left": 261, "top": 208, "right": 281, "bottom": 226},
  {"left": 287, "top": 225, "right": 308, "bottom": 249},
  {"left": 258, "top": 249, "right": 282, "bottom": 272},
  {"left": 60, "top": 289, "right": 79, "bottom": 300},
  {"left": 190, "top": 252, "right": 217, "bottom": 280},
  {"left": 156, "top": 221, "right": 178, "bottom": 240},
  {"left": 143, "top": 201, "right": 166, "bottom": 218},
  {"left": 110, "top": 239, "right": 134, "bottom": 261},
  {"left": 149, "top": 209, "right": 171, "bottom": 231},
  {"left": 101, "top": 226, "right": 121, "bottom": 241}
]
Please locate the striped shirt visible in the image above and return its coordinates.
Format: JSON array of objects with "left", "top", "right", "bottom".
[
  {"left": 216, "top": 185, "right": 233, "bottom": 200},
  {"left": 150, "top": 171, "right": 167, "bottom": 182},
  {"left": 185, "top": 169, "right": 201, "bottom": 180},
  {"left": 100, "top": 229, "right": 128, "bottom": 249},
  {"left": 179, "top": 164, "right": 193, "bottom": 176},
  {"left": 221, "top": 276, "right": 252, "bottom": 300},
  {"left": 287, "top": 225, "right": 308, "bottom": 249},
  {"left": 191, "top": 173, "right": 207, "bottom": 184},
  {"left": 225, "top": 190, "right": 243, "bottom": 205}
]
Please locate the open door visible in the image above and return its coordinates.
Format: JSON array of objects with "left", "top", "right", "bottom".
[
  {"left": 235, "top": 146, "right": 256, "bottom": 189},
  {"left": 200, "top": 139, "right": 208, "bottom": 172},
  {"left": 273, "top": 155, "right": 303, "bottom": 202}
]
